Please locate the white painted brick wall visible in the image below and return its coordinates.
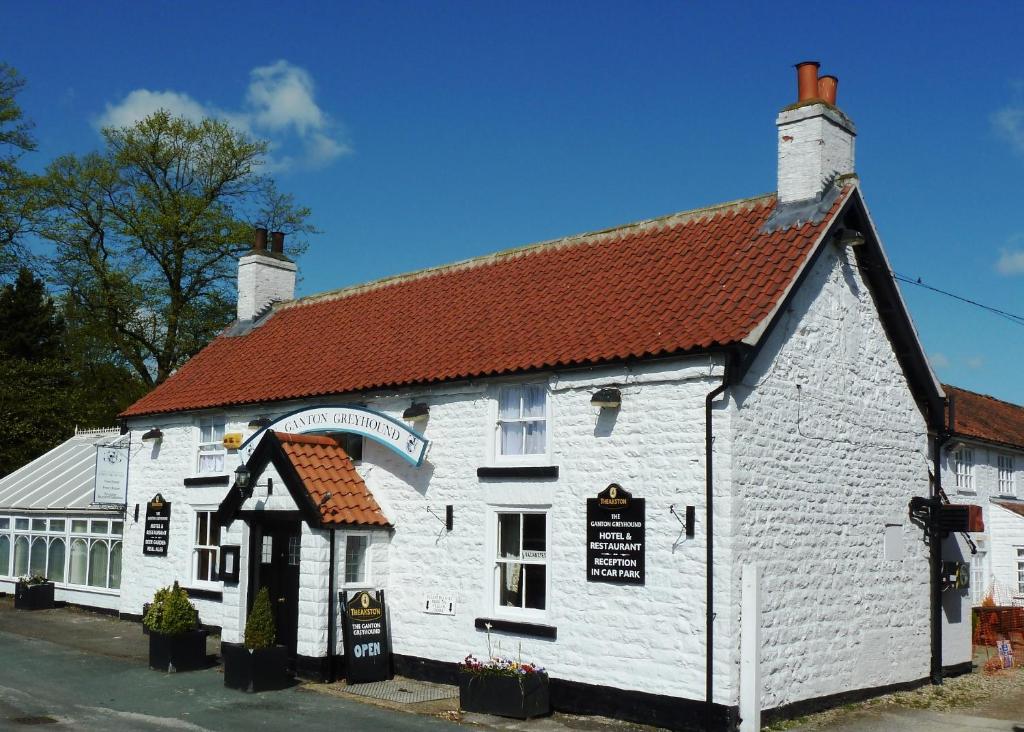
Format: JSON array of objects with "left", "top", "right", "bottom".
[
  {"left": 777, "top": 104, "right": 855, "bottom": 204},
  {"left": 237, "top": 253, "right": 296, "bottom": 321},
  {"left": 731, "top": 242, "right": 935, "bottom": 710}
]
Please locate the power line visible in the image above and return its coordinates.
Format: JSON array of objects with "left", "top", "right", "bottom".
[{"left": 891, "top": 272, "right": 1024, "bottom": 328}]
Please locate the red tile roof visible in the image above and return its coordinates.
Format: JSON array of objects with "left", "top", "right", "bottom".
[
  {"left": 276, "top": 432, "right": 389, "bottom": 527},
  {"left": 123, "top": 188, "right": 852, "bottom": 417},
  {"left": 946, "top": 385, "right": 1024, "bottom": 451},
  {"left": 993, "top": 501, "right": 1024, "bottom": 520}
]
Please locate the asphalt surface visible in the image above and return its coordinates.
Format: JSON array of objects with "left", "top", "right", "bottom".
[{"left": 0, "top": 629, "right": 458, "bottom": 731}]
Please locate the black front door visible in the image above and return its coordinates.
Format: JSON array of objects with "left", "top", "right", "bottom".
[{"left": 251, "top": 522, "right": 301, "bottom": 659}]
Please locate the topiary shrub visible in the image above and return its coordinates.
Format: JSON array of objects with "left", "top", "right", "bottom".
[
  {"left": 144, "top": 582, "right": 199, "bottom": 635},
  {"left": 244, "top": 586, "right": 277, "bottom": 650}
]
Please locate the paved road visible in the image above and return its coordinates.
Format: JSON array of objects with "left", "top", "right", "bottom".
[{"left": 0, "top": 630, "right": 458, "bottom": 731}]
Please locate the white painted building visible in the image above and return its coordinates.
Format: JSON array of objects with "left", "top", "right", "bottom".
[
  {"left": 941, "top": 385, "right": 1024, "bottom": 607},
  {"left": 115, "top": 64, "right": 973, "bottom": 731}
]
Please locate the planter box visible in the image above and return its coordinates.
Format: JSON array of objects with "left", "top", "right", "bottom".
[
  {"left": 148, "top": 629, "right": 209, "bottom": 672},
  {"left": 222, "top": 642, "right": 292, "bottom": 692},
  {"left": 459, "top": 671, "right": 550, "bottom": 719},
  {"left": 14, "top": 582, "right": 54, "bottom": 611}
]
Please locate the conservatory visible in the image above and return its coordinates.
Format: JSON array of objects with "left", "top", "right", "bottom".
[{"left": 0, "top": 428, "right": 125, "bottom": 610}]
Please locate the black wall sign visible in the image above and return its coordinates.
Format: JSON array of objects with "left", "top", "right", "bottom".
[
  {"left": 143, "top": 494, "right": 171, "bottom": 556},
  {"left": 587, "top": 483, "right": 645, "bottom": 585},
  {"left": 341, "top": 589, "right": 392, "bottom": 683}
]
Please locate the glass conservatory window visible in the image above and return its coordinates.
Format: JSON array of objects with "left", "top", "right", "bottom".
[
  {"left": 0, "top": 535, "right": 9, "bottom": 577},
  {"left": 13, "top": 536, "right": 28, "bottom": 577},
  {"left": 29, "top": 538, "right": 47, "bottom": 576},
  {"left": 69, "top": 539, "right": 88, "bottom": 585},
  {"left": 48, "top": 539, "right": 66, "bottom": 583}
]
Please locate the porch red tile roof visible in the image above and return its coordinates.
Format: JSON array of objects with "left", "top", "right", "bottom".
[
  {"left": 276, "top": 432, "right": 389, "bottom": 527},
  {"left": 123, "top": 188, "right": 851, "bottom": 417},
  {"left": 945, "top": 385, "right": 1024, "bottom": 450}
]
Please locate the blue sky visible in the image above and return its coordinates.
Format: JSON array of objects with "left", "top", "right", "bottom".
[{"left": 7, "top": 2, "right": 1024, "bottom": 403}]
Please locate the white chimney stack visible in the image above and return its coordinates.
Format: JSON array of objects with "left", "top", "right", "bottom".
[
  {"left": 237, "top": 228, "right": 297, "bottom": 321},
  {"left": 776, "top": 61, "right": 856, "bottom": 204}
]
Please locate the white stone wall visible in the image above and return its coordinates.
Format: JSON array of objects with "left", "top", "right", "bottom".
[
  {"left": 731, "top": 241, "right": 935, "bottom": 710},
  {"left": 776, "top": 104, "right": 856, "bottom": 204},
  {"left": 942, "top": 441, "right": 1024, "bottom": 604},
  {"left": 237, "top": 253, "right": 297, "bottom": 321}
]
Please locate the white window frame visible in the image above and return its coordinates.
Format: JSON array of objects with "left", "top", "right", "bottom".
[
  {"left": 341, "top": 531, "right": 372, "bottom": 589},
  {"left": 491, "top": 383, "right": 551, "bottom": 466},
  {"left": 487, "top": 507, "right": 550, "bottom": 623},
  {"left": 970, "top": 549, "right": 988, "bottom": 605},
  {"left": 196, "top": 417, "right": 227, "bottom": 475},
  {"left": 998, "top": 454, "right": 1016, "bottom": 497},
  {"left": 1017, "top": 547, "right": 1024, "bottom": 597},
  {"left": 190, "top": 507, "right": 221, "bottom": 589},
  {"left": 953, "top": 447, "right": 974, "bottom": 493}
]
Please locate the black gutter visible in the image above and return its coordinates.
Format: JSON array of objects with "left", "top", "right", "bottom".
[
  {"left": 705, "top": 356, "right": 730, "bottom": 732},
  {"left": 327, "top": 527, "right": 337, "bottom": 682}
]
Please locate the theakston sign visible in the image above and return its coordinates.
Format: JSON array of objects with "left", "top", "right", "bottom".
[{"left": 240, "top": 405, "right": 429, "bottom": 466}]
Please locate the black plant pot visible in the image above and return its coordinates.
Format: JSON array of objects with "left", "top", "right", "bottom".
[
  {"left": 14, "top": 582, "right": 55, "bottom": 611},
  {"left": 458, "top": 671, "right": 550, "bottom": 719},
  {"left": 222, "top": 642, "right": 292, "bottom": 692},
  {"left": 148, "top": 630, "right": 209, "bottom": 672}
]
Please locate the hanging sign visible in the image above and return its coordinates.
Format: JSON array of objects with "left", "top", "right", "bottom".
[
  {"left": 586, "top": 483, "right": 645, "bottom": 585},
  {"left": 143, "top": 494, "right": 171, "bottom": 556},
  {"left": 342, "top": 589, "right": 392, "bottom": 683},
  {"left": 93, "top": 442, "right": 130, "bottom": 505},
  {"left": 240, "top": 405, "right": 429, "bottom": 466}
]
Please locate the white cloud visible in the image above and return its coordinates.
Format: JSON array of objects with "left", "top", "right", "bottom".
[
  {"left": 95, "top": 61, "right": 348, "bottom": 172},
  {"left": 996, "top": 248, "right": 1024, "bottom": 275},
  {"left": 965, "top": 356, "right": 984, "bottom": 370},
  {"left": 929, "top": 352, "right": 950, "bottom": 369},
  {"left": 993, "top": 106, "right": 1024, "bottom": 155}
]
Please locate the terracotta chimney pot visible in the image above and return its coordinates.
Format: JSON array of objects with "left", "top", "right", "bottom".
[
  {"left": 817, "top": 75, "right": 838, "bottom": 106},
  {"left": 795, "top": 61, "right": 820, "bottom": 102},
  {"left": 253, "top": 227, "right": 268, "bottom": 252}
]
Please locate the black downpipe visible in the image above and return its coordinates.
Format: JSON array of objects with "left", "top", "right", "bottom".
[
  {"left": 327, "top": 528, "right": 337, "bottom": 682},
  {"left": 705, "top": 357, "right": 730, "bottom": 732},
  {"left": 930, "top": 401, "right": 950, "bottom": 685}
]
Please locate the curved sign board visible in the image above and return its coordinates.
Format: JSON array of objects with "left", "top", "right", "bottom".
[{"left": 240, "top": 405, "right": 429, "bottom": 467}]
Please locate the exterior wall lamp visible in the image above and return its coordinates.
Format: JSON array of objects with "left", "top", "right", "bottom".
[
  {"left": 141, "top": 427, "right": 163, "bottom": 444},
  {"left": 233, "top": 463, "right": 273, "bottom": 499},
  {"left": 248, "top": 416, "right": 272, "bottom": 431},
  {"left": 591, "top": 388, "right": 622, "bottom": 409},
  {"left": 403, "top": 402, "right": 430, "bottom": 424},
  {"left": 834, "top": 227, "right": 865, "bottom": 247}
]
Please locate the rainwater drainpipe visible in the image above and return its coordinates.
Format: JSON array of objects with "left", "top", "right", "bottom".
[
  {"left": 705, "top": 355, "right": 730, "bottom": 732},
  {"left": 930, "top": 399, "right": 950, "bottom": 685},
  {"left": 327, "top": 527, "right": 337, "bottom": 682}
]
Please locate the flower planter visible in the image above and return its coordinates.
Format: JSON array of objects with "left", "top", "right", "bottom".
[
  {"left": 458, "top": 670, "right": 550, "bottom": 719},
  {"left": 148, "top": 629, "right": 209, "bottom": 672},
  {"left": 14, "top": 582, "right": 55, "bottom": 611},
  {"left": 222, "top": 642, "right": 292, "bottom": 692}
]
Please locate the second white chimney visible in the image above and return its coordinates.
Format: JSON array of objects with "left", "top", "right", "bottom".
[
  {"left": 237, "top": 228, "right": 297, "bottom": 321},
  {"left": 776, "top": 62, "right": 856, "bottom": 204}
]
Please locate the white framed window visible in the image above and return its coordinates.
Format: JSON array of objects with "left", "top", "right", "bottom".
[
  {"left": 998, "top": 454, "right": 1015, "bottom": 496},
  {"left": 343, "top": 534, "right": 370, "bottom": 585},
  {"left": 192, "top": 510, "right": 220, "bottom": 586},
  {"left": 0, "top": 515, "right": 120, "bottom": 589},
  {"left": 954, "top": 447, "right": 974, "bottom": 493},
  {"left": 1017, "top": 548, "right": 1024, "bottom": 596},
  {"left": 197, "top": 419, "right": 226, "bottom": 473},
  {"left": 495, "top": 385, "right": 548, "bottom": 461},
  {"left": 971, "top": 550, "right": 988, "bottom": 605},
  {"left": 492, "top": 511, "right": 548, "bottom": 620}
]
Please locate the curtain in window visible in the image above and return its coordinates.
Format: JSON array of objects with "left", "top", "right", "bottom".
[
  {"left": 29, "top": 538, "right": 47, "bottom": 577},
  {"left": 0, "top": 536, "right": 9, "bottom": 577},
  {"left": 47, "top": 539, "right": 66, "bottom": 583},
  {"left": 88, "top": 540, "right": 108, "bottom": 587},
  {"left": 499, "top": 386, "right": 546, "bottom": 456},
  {"left": 345, "top": 536, "right": 367, "bottom": 583},
  {"left": 69, "top": 539, "right": 88, "bottom": 585},
  {"left": 109, "top": 542, "right": 122, "bottom": 589}
]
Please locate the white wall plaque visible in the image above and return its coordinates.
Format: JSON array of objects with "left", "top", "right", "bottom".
[{"left": 424, "top": 593, "right": 456, "bottom": 615}]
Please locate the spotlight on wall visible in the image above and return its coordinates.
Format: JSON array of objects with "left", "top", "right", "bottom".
[
  {"left": 834, "top": 227, "right": 865, "bottom": 248},
  {"left": 248, "top": 416, "right": 272, "bottom": 431},
  {"left": 591, "top": 388, "right": 622, "bottom": 409},
  {"left": 402, "top": 402, "right": 430, "bottom": 424},
  {"left": 141, "top": 427, "right": 163, "bottom": 444}
]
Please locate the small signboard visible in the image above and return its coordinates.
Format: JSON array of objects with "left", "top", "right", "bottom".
[
  {"left": 997, "top": 639, "right": 1014, "bottom": 669},
  {"left": 143, "top": 494, "right": 171, "bottom": 556},
  {"left": 342, "top": 589, "right": 392, "bottom": 683},
  {"left": 587, "top": 483, "right": 645, "bottom": 585},
  {"left": 93, "top": 442, "right": 129, "bottom": 505},
  {"left": 424, "top": 593, "right": 455, "bottom": 615}
]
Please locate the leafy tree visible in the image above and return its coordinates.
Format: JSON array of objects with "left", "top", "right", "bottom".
[
  {"left": 0, "top": 267, "right": 63, "bottom": 359},
  {"left": 40, "top": 110, "right": 315, "bottom": 387},
  {"left": 0, "top": 64, "right": 38, "bottom": 278}
]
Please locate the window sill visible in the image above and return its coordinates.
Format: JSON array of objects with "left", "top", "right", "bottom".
[
  {"left": 477, "top": 466, "right": 559, "bottom": 479},
  {"left": 183, "top": 586, "right": 223, "bottom": 602},
  {"left": 184, "top": 475, "right": 231, "bottom": 487},
  {"left": 475, "top": 616, "right": 556, "bottom": 640}
]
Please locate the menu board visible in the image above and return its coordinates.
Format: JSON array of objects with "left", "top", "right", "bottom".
[{"left": 143, "top": 495, "right": 171, "bottom": 556}]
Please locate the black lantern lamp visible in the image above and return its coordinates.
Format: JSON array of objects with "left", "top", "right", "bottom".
[
  {"left": 141, "top": 427, "right": 163, "bottom": 444},
  {"left": 248, "top": 416, "right": 272, "bottom": 431},
  {"left": 234, "top": 463, "right": 253, "bottom": 499},
  {"left": 403, "top": 402, "right": 430, "bottom": 424},
  {"left": 591, "top": 387, "right": 622, "bottom": 409}
]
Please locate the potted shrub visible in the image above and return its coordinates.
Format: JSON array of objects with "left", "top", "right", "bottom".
[
  {"left": 223, "top": 586, "right": 291, "bottom": 692},
  {"left": 14, "top": 573, "right": 55, "bottom": 611},
  {"left": 458, "top": 652, "right": 550, "bottom": 719},
  {"left": 144, "top": 582, "right": 208, "bottom": 672}
]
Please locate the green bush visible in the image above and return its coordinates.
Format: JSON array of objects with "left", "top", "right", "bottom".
[
  {"left": 244, "top": 586, "right": 277, "bottom": 650},
  {"left": 143, "top": 582, "right": 199, "bottom": 635}
]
